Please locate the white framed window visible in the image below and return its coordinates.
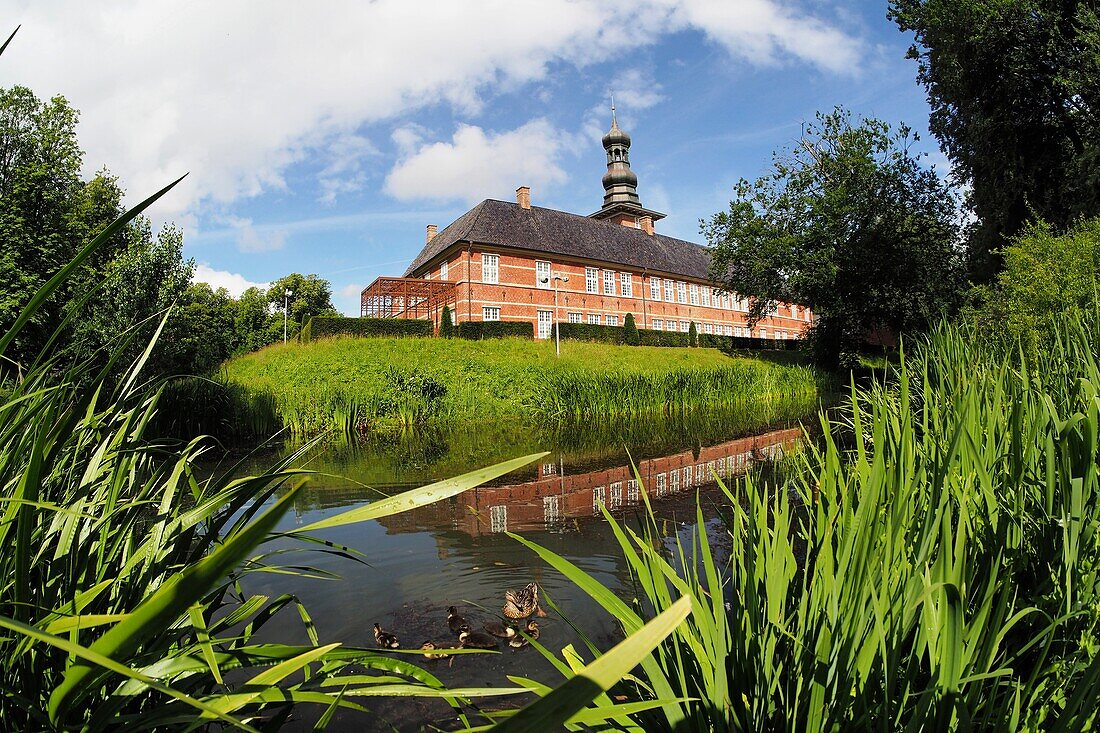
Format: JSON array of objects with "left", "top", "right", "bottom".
[
  {"left": 652, "top": 318, "right": 663, "bottom": 330},
  {"left": 482, "top": 253, "right": 499, "bottom": 284},
  {"left": 542, "top": 462, "right": 557, "bottom": 476},
  {"left": 656, "top": 472, "right": 667, "bottom": 497},
  {"left": 680, "top": 321, "right": 689, "bottom": 333},
  {"left": 701, "top": 287, "right": 711, "bottom": 307},
  {"left": 490, "top": 505, "right": 507, "bottom": 533},
  {"left": 568, "top": 312, "right": 582, "bottom": 324},
  {"left": 483, "top": 306, "right": 500, "bottom": 321},
  {"left": 677, "top": 281, "right": 687, "bottom": 304},
  {"left": 703, "top": 323, "right": 713, "bottom": 334},
  {"left": 606, "top": 315, "right": 619, "bottom": 327},
  {"left": 603, "top": 270, "right": 615, "bottom": 295},
  {"left": 620, "top": 272, "right": 633, "bottom": 297},
  {"left": 725, "top": 325, "right": 734, "bottom": 336},
  {"left": 586, "top": 267, "right": 599, "bottom": 294},
  {"left": 695, "top": 464, "right": 706, "bottom": 484},
  {"left": 627, "top": 479, "right": 639, "bottom": 503},
  {"left": 664, "top": 279, "right": 674, "bottom": 301},
  {"left": 650, "top": 277, "right": 661, "bottom": 300},
  {"left": 689, "top": 284, "right": 699, "bottom": 305},
  {"left": 440, "top": 260, "right": 449, "bottom": 280},
  {"left": 792, "top": 305, "right": 800, "bottom": 319},
  {"left": 670, "top": 469, "right": 680, "bottom": 493},
  {"left": 609, "top": 481, "right": 623, "bottom": 509},
  {"left": 588, "top": 313, "right": 601, "bottom": 325},
  {"left": 537, "top": 310, "right": 553, "bottom": 339},
  {"left": 543, "top": 495, "right": 561, "bottom": 524},
  {"left": 536, "top": 260, "right": 551, "bottom": 289},
  {"left": 593, "top": 486, "right": 605, "bottom": 514},
  {"left": 760, "top": 328, "right": 768, "bottom": 339},
  {"left": 682, "top": 466, "right": 693, "bottom": 487}
]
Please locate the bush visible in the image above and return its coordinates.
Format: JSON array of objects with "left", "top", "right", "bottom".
[
  {"left": 301, "top": 316, "right": 433, "bottom": 342},
  {"left": 456, "top": 320, "right": 534, "bottom": 340},
  {"left": 623, "top": 312, "right": 640, "bottom": 345},
  {"left": 557, "top": 322, "right": 625, "bottom": 344},
  {"left": 439, "top": 305, "right": 454, "bottom": 338},
  {"left": 688, "top": 321, "right": 698, "bottom": 346}
]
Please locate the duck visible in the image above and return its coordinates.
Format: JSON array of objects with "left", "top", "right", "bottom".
[
  {"left": 419, "top": 641, "right": 457, "bottom": 660},
  {"left": 459, "top": 629, "right": 499, "bottom": 649},
  {"left": 373, "top": 623, "right": 399, "bottom": 649},
  {"left": 483, "top": 619, "right": 518, "bottom": 638},
  {"left": 447, "top": 606, "right": 471, "bottom": 636},
  {"left": 502, "top": 583, "right": 548, "bottom": 619},
  {"left": 508, "top": 620, "right": 540, "bottom": 649}
]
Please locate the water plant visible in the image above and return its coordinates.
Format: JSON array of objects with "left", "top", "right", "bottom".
[{"left": 508, "top": 314, "right": 1100, "bottom": 730}]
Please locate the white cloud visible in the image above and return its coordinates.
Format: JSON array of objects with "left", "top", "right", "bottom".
[
  {"left": 611, "top": 68, "right": 665, "bottom": 113},
  {"left": 384, "top": 120, "right": 573, "bottom": 204},
  {"left": 218, "top": 215, "right": 288, "bottom": 253},
  {"left": 192, "top": 263, "right": 268, "bottom": 297},
  {"left": 5, "top": 0, "right": 862, "bottom": 216}
]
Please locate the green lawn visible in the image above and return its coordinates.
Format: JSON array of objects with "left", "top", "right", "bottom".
[{"left": 222, "top": 336, "right": 820, "bottom": 434}]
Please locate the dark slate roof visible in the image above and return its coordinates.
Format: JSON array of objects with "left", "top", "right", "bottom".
[{"left": 402, "top": 199, "right": 712, "bottom": 280}]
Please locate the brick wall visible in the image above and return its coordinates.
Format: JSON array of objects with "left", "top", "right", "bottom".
[{"left": 421, "top": 246, "right": 813, "bottom": 340}]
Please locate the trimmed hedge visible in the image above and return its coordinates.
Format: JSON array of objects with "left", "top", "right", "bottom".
[
  {"left": 300, "top": 316, "right": 433, "bottom": 342},
  {"left": 558, "top": 322, "right": 801, "bottom": 351},
  {"left": 456, "top": 320, "right": 534, "bottom": 340}
]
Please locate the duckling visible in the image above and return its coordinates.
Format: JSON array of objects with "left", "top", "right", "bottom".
[
  {"left": 502, "top": 583, "right": 548, "bottom": 619},
  {"left": 508, "top": 620, "right": 540, "bottom": 649},
  {"left": 447, "top": 606, "right": 471, "bottom": 636},
  {"left": 458, "top": 629, "right": 499, "bottom": 649},
  {"left": 483, "top": 619, "right": 518, "bottom": 638},
  {"left": 419, "top": 641, "right": 457, "bottom": 660},
  {"left": 373, "top": 623, "right": 399, "bottom": 649}
]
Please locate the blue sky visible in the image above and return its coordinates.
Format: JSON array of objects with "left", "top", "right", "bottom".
[{"left": 6, "top": 1, "right": 942, "bottom": 315}]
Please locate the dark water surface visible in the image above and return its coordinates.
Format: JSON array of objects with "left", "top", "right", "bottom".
[{"left": 225, "top": 407, "right": 816, "bottom": 731}]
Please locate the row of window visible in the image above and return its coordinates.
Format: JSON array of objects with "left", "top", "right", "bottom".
[
  {"left": 483, "top": 307, "right": 799, "bottom": 340},
  {"left": 444, "top": 255, "right": 811, "bottom": 321}
]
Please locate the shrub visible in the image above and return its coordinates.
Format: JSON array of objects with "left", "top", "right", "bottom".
[
  {"left": 456, "top": 320, "right": 534, "bottom": 340},
  {"left": 439, "top": 305, "right": 454, "bottom": 338},
  {"left": 688, "top": 321, "right": 698, "bottom": 346},
  {"left": 557, "top": 322, "right": 625, "bottom": 344},
  {"left": 301, "top": 316, "right": 432, "bottom": 342},
  {"left": 623, "top": 312, "right": 640, "bottom": 345}
]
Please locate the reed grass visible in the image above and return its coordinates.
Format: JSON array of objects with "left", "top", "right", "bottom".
[{"left": 511, "top": 313, "right": 1100, "bottom": 731}]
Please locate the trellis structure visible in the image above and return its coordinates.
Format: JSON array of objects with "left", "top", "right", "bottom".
[{"left": 360, "top": 277, "right": 456, "bottom": 320}]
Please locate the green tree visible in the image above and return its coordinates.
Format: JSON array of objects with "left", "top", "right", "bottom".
[
  {"left": 971, "top": 217, "right": 1100, "bottom": 344},
  {"left": 73, "top": 221, "right": 194, "bottom": 374},
  {"left": 166, "top": 283, "right": 236, "bottom": 375},
  {"left": 687, "top": 321, "right": 698, "bottom": 347},
  {"left": 439, "top": 304, "right": 454, "bottom": 338},
  {"left": 890, "top": 0, "right": 1100, "bottom": 280},
  {"left": 267, "top": 273, "right": 338, "bottom": 335},
  {"left": 623, "top": 312, "right": 639, "bottom": 345},
  {"left": 233, "top": 286, "right": 275, "bottom": 353},
  {"left": 704, "top": 108, "right": 963, "bottom": 367}
]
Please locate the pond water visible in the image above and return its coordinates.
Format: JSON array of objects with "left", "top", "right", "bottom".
[{"left": 225, "top": 404, "right": 819, "bottom": 731}]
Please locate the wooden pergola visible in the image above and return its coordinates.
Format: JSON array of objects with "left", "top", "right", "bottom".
[{"left": 360, "top": 277, "right": 456, "bottom": 320}]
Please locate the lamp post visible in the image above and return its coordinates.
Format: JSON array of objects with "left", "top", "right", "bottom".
[
  {"left": 543, "top": 272, "right": 576, "bottom": 354},
  {"left": 283, "top": 288, "right": 294, "bottom": 344}
]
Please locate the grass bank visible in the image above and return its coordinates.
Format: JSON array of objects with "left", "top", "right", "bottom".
[{"left": 221, "top": 336, "right": 824, "bottom": 436}]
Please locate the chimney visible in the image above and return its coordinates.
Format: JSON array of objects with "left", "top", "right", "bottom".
[
  {"left": 639, "top": 215, "right": 654, "bottom": 235},
  {"left": 426, "top": 224, "right": 437, "bottom": 243},
  {"left": 516, "top": 186, "right": 531, "bottom": 210}
]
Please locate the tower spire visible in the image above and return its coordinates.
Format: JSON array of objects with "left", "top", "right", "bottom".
[
  {"left": 589, "top": 99, "right": 666, "bottom": 225},
  {"left": 610, "top": 92, "right": 617, "bottom": 127}
]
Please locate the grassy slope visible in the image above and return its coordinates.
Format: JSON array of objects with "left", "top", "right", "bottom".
[{"left": 223, "top": 337, "right": 815, "bottom": 424}]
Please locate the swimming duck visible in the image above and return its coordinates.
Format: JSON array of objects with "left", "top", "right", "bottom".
[
  {"left": 508, "top": 620, "right": 540, "bottom": 648},
  {"left": 459, "top": 629, "right": 499, "bottom": 649},
  {"left": 502, "top": 583, "right": 547, "bottom": 619},
  {"left": 419, "top": 641, "right": 457, "bottom": 660},
  {"left": 483, "top": 619, "right": 518, "bottom": 638},
  {"left": 373, "top": 623, "right": 399, "bottom": 649},
  {"left": 447, "top": 606, "right": 471, "bottom": 636}
]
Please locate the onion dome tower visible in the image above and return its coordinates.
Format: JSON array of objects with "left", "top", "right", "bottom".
[{"left": 590, "top": 98, "right": 665, "bottom": 229}]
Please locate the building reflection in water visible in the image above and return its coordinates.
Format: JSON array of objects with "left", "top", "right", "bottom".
[{"left": 378, "top": 426, "right": 802, "bottom": 537}]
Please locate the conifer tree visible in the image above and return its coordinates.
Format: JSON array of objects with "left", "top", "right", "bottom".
[
  {"left": 439, "top": 305, "right": 454, "bottom": 338},
  {"left": 688, "top": 321, "right": 698, "bottom": 347},
  {"left": 623, "top": 312, "right": 640, "bottom": 345}
]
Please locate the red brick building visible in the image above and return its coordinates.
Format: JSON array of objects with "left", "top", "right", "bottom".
[{"left": 362, "top": 110, "right": 812, "bottom": 340}]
